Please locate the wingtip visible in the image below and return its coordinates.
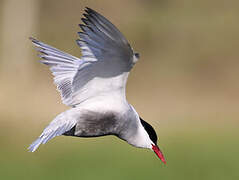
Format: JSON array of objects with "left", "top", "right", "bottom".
[
  {"left": 27, "top": 147, "right": 35, "bottom": 152},
  {"left": 79, "top": 23, "right": 85, "bottom": 29},
  {"left": 85, "top": 7, "right": 98, "bottom": 16},
  {"left": 27, "top": 143, "right": 36, "bottom": 152},
  {"left": 79, "top": 24, "right": 93, "bottom": 34},
  {"left": 28, "top": 137, "right": 43, "bottom": 152},
  {"left": 81, "top": 18, "right": 88, "bottom": 25},
  {"left": 85, "top": 7, "right": 92, "bottom": 12},
  {"left": 29, "top": 37, "right": 40, "bottom": 45},
  {"left": 83, "top": 13, "right": 90, "bottom": 19},
  {"left": 29, "top": 36, "right": 36, "bottom": 42}
]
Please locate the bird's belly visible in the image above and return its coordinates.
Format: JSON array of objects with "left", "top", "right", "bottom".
[
  {"left": 75, "top": 111, "right": 119, "bottom": 137},
  {"left": 66, "top": 97, "right": 137, "bottom": 138},
  {"left": 65, "top": 108, "right": 128, "bottom": 138}
]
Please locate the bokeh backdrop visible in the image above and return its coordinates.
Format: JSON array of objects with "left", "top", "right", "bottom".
[{"left": 0, "top": 0, "right": 239, "bottom": 179}]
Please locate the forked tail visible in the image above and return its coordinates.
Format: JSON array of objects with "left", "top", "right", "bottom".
[{"left": 28, "top": 112, "right": 76, "bottom": 152}]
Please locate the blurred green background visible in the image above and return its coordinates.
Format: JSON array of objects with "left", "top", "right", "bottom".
[{"left": 0, "top": 0, "right": 239, "bottom": 179}]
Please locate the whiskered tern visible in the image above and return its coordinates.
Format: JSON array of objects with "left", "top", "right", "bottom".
[{"left": 28, "top": 7, "right": 166, "bottom": 164}]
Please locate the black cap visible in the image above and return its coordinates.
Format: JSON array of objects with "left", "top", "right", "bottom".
[{"left": 140, "top": 117, "right": 158, "bottom": 144}]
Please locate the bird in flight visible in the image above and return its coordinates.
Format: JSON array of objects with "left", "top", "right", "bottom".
[{"left": 29, "top": 7, "right": 166, "bottom": 164}]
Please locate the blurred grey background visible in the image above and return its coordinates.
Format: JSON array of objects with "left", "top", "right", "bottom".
[{"left": 0, "top": 0, "right": 238, "bottom": 179}]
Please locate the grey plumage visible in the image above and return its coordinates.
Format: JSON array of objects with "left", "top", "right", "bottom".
[
  {"left": 28, "top": 110, "right": 77, "bottom": 152},
  {"left": 28, "top": 7, "right": 145, "bottom": 152}
]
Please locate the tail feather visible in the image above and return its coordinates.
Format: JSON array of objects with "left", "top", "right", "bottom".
[
  {"left": 28, "top": 112, "right": 76, "bottom": 152},
  {"left": 28, "top": 137, "right": 44, "bottom": 152}
]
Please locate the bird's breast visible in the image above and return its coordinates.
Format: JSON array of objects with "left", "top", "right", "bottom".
[{"left": 71, "top": 102, "right": 138, "bottom": 138}]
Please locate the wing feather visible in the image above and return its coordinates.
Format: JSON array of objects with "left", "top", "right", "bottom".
[
  {"left": 30, "top": 37, "right": 87, "bottom": 105},
  {"left": 30, "top": 8, "right": 137, "bottom": 106}
]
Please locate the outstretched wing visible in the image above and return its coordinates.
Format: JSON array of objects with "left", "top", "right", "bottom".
[
  {"left": 30, "top": 37, "right": 89, "bottom": 106},
  {"left": 30, "top": 7, "right": 136, "bottom": 106}
]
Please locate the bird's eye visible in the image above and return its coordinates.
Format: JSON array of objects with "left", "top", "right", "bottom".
[{"left": 134, "top": 53, "right": 140, "bottom": 59}]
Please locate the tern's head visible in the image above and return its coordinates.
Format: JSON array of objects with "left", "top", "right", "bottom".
[{"left": 140, "top": 118, "right": 166, "bottom": 164}]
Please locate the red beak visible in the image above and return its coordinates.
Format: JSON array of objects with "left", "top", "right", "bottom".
[{"left": 152, "top": 144, "right": 166, "bottom": 164}]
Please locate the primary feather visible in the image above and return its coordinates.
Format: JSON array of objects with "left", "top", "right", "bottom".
[{"left": 30, "top": 7, "right": 134, "bottom": 107}]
